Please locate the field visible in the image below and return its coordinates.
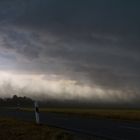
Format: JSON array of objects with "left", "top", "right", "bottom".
[
  {"left": 0, "top": 118, "right": 72, "bottom": 140},
  {"left": 0, "top": 108, "right": 140, "bottom": 140},
  {"left": 23, "top": 108, "right": 140, "bottom": 121}
]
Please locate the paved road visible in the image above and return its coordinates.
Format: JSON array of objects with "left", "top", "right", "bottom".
[{"left": 0, "top": 108, "right": 140, "bottom": 140}]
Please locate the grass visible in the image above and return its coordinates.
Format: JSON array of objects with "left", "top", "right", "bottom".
[
  {"left": 22, "top": 108, "right": 140, "bottom": 121},
  {"left": 0, "top": 118, "right": 72, "bottom": 140}
]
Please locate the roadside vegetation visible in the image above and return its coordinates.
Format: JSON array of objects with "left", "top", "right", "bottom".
[{"left": 0, "top": 118, "right": 72, "bottom": 140}]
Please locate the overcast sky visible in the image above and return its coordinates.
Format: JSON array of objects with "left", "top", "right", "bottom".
[{"left": 0, "top": 0, "right": 139, "bottom": 104}]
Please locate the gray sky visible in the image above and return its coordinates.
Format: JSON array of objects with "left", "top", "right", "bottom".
[{"left": 0, "top": 0, "right": 139, "bottom": 104}]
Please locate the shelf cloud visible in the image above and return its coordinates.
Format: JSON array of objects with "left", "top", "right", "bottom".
[{"left": 0, "top": 0, "right": 140, "bottom": 105}]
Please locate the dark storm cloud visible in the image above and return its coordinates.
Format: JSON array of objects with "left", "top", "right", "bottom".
[
  {"left": 15, "top": 0, "right": 140, "bottom": 36},
  {"left": 0, "top": 0, "right": 140, "bottom": 99}
]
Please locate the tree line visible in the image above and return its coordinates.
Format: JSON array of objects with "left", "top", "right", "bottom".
[{"left": 0, "top": 95, "right": 34, "bottom": 107}]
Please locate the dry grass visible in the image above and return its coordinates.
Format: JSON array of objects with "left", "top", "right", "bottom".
[
  {"left": 0, "top": 118, "right": 72, "bottom": 140},
  {"left": 22, "top": 108, "right": 140, "bottom": 121},
  {"left": 44, "top": 108, "right": 140, "bottom": 121}
]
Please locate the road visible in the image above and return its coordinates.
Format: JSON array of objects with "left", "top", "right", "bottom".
[{"left": 0, "top": 108, "right": 140, "bottom": 140}]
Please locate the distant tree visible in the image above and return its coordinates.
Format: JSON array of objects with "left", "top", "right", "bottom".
[{"left": 13, "top": 95, "right": 18, "bottom": 100}]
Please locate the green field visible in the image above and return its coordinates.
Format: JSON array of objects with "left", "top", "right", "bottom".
[
  {"left": 22, "top": 108, "right": 140, "bottom": 121},
  {"left": 0, "top": 118, "right": 72, "bottom": 140}
]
